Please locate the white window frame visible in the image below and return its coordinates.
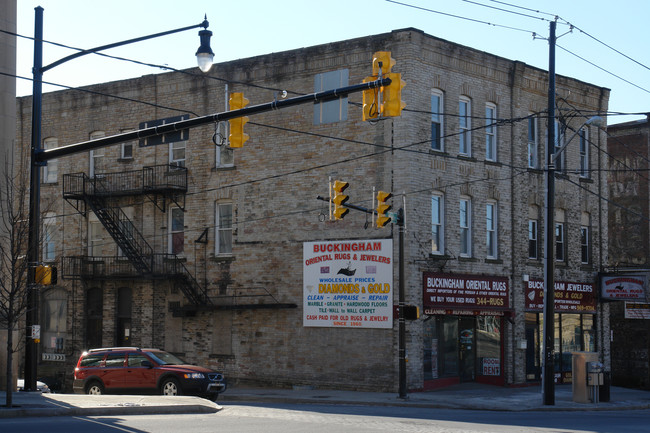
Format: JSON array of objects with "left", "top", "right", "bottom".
[
  {"left": 555, "top": 222, "right": 565, "bottom": 262},
  {"left": 579, "top": 127, "right": 589, "bottom": 178},
  {"left": 554, "top": 120, "right": 565, "bottom": 172},
  {"left": 120, "top": 129, "right": 134, "bottom": 160},
  {"left": 89, "top": 131, "right": 105, "bottom": 178},
  {"left": 215, "top": 202, "right": 233, "bottom": 256},
  {"left": 459, "top": 197, "right": 472, "bottom": 257},
  {"left": 168, "top": 207, "right": 184, "bottom": 255},
  {"left": 581, "top": 226, "right": 590, "bottom": 264},
  {"left": 42, "top": 137, "right": 58, "bottom": 184},
  {"left": 459, "top": 97, "right": 471, "bottom": 156},
  {"left": 528, "top": 219, "right": 538, "bottom": 260},
  {"left": 486, "top": 202, "right": 497, "bottom": 259},
  {"left": 314, "top": 69, "right": 349, "bottom": 125},
  {"left": 485, "top": 103, "right": 497, "bottom": 161},
  {"left": 431, "top": 89, "right": 444, "bottom": 151},
  {"left": 431, "top": 194, "right": 444, "bottom": 255},
  {"left": 43, "top": 213, "right": 56, "bottom": 262},
  {"left": 527, "top": 115, "right": 538, "bottom": 168},
  {"left": 169, "top": 141, "right": 186, "bottom": 167},
  {"left": 88, "top": 215, "right": 103, "bottom": 257}
]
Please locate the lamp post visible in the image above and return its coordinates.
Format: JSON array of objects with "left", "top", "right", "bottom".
[{"left": 24, "top": 6, "right": 213, "bottom": 392}]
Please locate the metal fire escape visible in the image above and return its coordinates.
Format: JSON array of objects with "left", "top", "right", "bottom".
[{"left": 61, "top": 164, "right": 211, "bottom": 308}]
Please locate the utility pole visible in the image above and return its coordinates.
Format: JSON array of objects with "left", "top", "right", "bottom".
[{"left": 542, "top": 19, "right": 557, "bottom": 406}]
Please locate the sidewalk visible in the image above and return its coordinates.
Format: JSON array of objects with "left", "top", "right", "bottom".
[{"left": 1, "top": 383, "right": 650, "bottom": 418}]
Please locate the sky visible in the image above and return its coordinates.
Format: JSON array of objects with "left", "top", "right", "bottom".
[{"left": 14, "top": 0, "right": 650, "bottom": 125}]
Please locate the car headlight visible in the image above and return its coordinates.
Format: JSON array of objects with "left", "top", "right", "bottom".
[{"left": 183, "top": 373, "right": 205, "bottom": 379}]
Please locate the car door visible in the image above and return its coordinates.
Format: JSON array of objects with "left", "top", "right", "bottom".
[
  {"left": 124, "top": 353, "right": 158, "bottom": 391},
  {"left": 101, "top": 352, "right": 127, "bottom": 390}
]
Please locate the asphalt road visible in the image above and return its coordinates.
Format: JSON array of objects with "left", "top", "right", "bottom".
[{"left": 1, "top": 402, "right": 649, "bottom": 433}]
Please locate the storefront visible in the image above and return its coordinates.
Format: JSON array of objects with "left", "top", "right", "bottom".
[
  {"left": 422, "top": 272, "right": 510, "bottom": 389},
  {"left": 524, "top": 278, "right": 597, "bottom": 384}
]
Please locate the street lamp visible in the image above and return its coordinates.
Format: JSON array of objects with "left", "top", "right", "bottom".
[{"left": 24, "top": 6, "right": 213, "bottom": 392}]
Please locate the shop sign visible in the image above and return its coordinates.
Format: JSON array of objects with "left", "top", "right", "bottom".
[
  {"left": 422, "top": 272, "right": 509, "bottom": 311},
  {"left": 303, "top": 239, "right": 393, "bottom": 328},
  {"left": 624, "top": 302, "right": 650, "bottom": 319},
  {"left": 601, "top": 275, "right": 647, "bottom": 301},
  {"left": 525, "top": 279, "right": 596, "bottom": 313},
  {"left": 482, "top": 358, "right": 500, "bottom": 376}
]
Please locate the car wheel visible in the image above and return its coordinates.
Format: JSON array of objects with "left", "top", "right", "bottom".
[
  {"left": 161, "top": 378, "right": 181, "bottom": 396},
  {"left": 86, "top": 381, "right": 104, "bottom": 395}
]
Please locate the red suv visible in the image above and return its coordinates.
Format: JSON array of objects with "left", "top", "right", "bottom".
[{"left": 73, "top": 347, "right": 226, "bottom": 401}]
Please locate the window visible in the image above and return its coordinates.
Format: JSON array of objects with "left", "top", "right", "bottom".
[
  {"left": 169, "top": 141, "right": 186, "bottom": 167},
  {"left": 555, "top": 222, "right": 565, "bottom": 262},
  {"left": 86, "top": 288, "right": 103, "bottom": 349},
  {"left": 432, "top": 194, "right": 444, "bottom": 254},
  {"left": 581, "top": 212, "right": 591, "bottom": 264},
  {"left": 486, "top": 202, "right": 497, "bottom": 258},
  {"left": 485, "top": 103, "right": 497, "bottom": 161},
  {"left": 460, "top": 198, "right": 471, "bottom": 257},
  {"left": 217, "top": 119, "right": 234, "bottom": 168},
  {"left": 528, "top": 116, "right": 537, "bottom": 168},
  {"left": 528, "top": 220, "right": 538, "bottom": 259},
  {"left": 42, "top": 137, "right": 58, "bottom": 183},
  {"left": 169, "top": 207, "right": 184, "bottom": 255},
  {"left": 89, "top": 131, "right": 105, "bottom": 178},
  {"left": 314, "top": 69, "right": 348, "bottom": 125},
  {"left": 43, "top": 213, "right": 56, "bottom": 262},
  {"left": 459, "top": 97, "right": 471, "bottom": 156},
  {"left": 216, "top": 203, "right": 233, "bottom": 255},
  {"left": 431, "top": 90, "right": 444, "bottom": 151},
  {"left": 554, "top": 120, "right": 565, "bottom": 172},
  {"left": 89, "top": 216, "right": 104, "bottom": 257},
  {"left": 579, "top": 128, "right": 589, "bottom": 178},
  {"left": 120, "top": 129, "right": 134, "bottom": 160}
]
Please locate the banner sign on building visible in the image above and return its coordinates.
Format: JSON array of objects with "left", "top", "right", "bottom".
[
  {"left": 422, "top": 272, "right": 510, "bottom": 312},
  {"left": 624, "top": 302, "right": 650, "bottom": 319},
  {"left": 525, "top": 279, "right": 596, "bottom": 313},
  {"left": 600, "top": 275, "right": 647, "bottom": 301},
  {"left": 303, "top": 239, "right": 393, "bottom": 328}
]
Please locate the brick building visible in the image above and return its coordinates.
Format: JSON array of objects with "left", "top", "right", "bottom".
[
  {"left": 607, "top": 117, "right": 650, "bottom": 389},
  {"left": 15, "top": 28, "right": 611, "bottom": 392}
]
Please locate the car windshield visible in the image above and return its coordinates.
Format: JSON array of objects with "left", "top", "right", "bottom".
[{"left": 145, "top": 351, "right": 186, "bottom": 366}]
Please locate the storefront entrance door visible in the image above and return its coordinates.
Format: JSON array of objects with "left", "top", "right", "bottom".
[{"left": 459, "top": 318, "right": 475, "bottom": 382}]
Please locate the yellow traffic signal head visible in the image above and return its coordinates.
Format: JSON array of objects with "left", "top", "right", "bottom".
[
  {"left": 381, "top": 73, "right": 406, "bottom": 118},
  {"left": 372, "top": 51, "right": 396, "bottom": 76},
  {"left": 376, "top": 190, "right": 392, "bottom": 228},
  {"left": 332, "top": 180, "right": 350, "bottom": 220},
  {"left": 228, "top": 92, "right": 250, "bottom": 148}
]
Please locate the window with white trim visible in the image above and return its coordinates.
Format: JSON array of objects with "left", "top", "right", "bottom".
[
  {"left": 527, "top": 115, "right": 538, "bottom": 168},
  {"left": 486, "top": 202, "right": 497, "bottom": 259},
  {"left": 485, "top": 103, "right": 497, "bottom": 161},
  {"left": 431, "top": 194, "right": 444, "bottom": 254},
  {"left": 216, "top": 202, "right": 233, "bottom": 255},
  {"left": 528, "top": 219, "right": 538, "bottom": 259},
  {"left": 431, "top": 90, "right": 444, "bottom": 151},
  {"left": 89, "top": 131, "right": 105, "bottom": 178},
  {"left": 120, "top": 129, "right": 134, "bottom": 160},
  {"left": 42, "top": 138, "right": 58, "bottom": 184},
  {"left": 169, "top": 207, "right": 184, "bottom": 255},
  {"left": 579, "top": 128, "right": 589, "bottom": 178},
  {"left": 43, "top": 213, "right": 56, "bottom": 262},
  {"left": 554, "top": 120, "right": 565, "bottom": 172},
  {"left": 169, "top": 141, "right": 186, "bottom": 167},
  {"left": 459, "top": 97, "right": 471, "bottom": 156},
  {"left": 88, "top": 215, "right": 104, "bottom": 257},
  {"left": 460, "top": 197, "right": 471, "bottom": 257},
  {"left": 581, "top": 212, "right": 591, "bottom": 264}
]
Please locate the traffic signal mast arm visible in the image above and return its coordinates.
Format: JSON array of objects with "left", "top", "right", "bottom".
[{"left": 35, "top": 77, "right": 393, "bottom": 162}]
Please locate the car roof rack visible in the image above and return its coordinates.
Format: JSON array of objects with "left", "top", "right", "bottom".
[{"left": 87, "top": 347, "right": 141, "bottom": 353}]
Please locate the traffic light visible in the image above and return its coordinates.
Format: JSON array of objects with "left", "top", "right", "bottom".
[
  {"left": 332, "top": 180, "right": 350, "bottom": 220},
  {"left": 228, "top": 92, "right": 249, "bottom": 148},
  {"left": 376, "top": 190, "right": 392, "bottom": 228},
  {"left": 362, "top": 76, "right": 379, "bottom": 121},
  {"left": 35, "top": 265, "right": 57, "bottom": 285},
  {"left": 372, "top": 51, "right": 395, "bottom": 76},
  {"left": 381, "top": 72, "right": 406, "bottom": 118}
]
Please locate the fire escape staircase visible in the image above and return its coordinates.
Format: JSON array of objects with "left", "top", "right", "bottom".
[{"left": 62, "top": 165, "right": 211, "bottom": 308}]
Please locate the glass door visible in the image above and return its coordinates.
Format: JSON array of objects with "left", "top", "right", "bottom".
[{"left": 459, "top": 317, "right": 476, "bottom": 382}]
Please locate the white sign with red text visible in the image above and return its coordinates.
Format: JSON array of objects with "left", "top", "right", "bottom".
[{"left": 303, "top": 239, "right": 393, "bottom": 328}]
